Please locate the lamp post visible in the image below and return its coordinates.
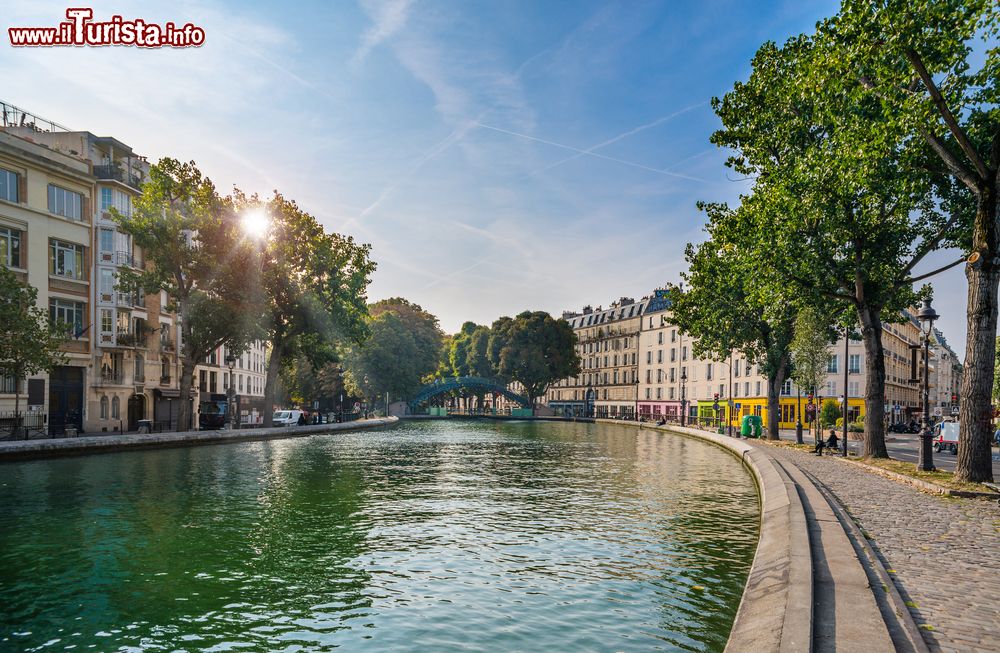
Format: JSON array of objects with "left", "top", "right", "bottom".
[
  {"left": 226, "top": 354, "right": 237, "bottom": 430},
  {"left": 680, "top": 368, "right": 688, "bottom": 427},
  {"left": 916, "top": 298, "right": 939, "bottom": 472},
  {"left": 796, "top": 385, "right": 803, "bottom": 444},
  {"left": 363, "top": 374, "right": 370, "bottom": 418}
]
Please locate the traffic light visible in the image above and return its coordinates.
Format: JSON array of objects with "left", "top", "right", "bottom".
[
  {"left": 951, "top": 393, "right": 958, "bottom": 403},
  {"left": 713, "top": 393, "right": 719, "bottom": 400}
]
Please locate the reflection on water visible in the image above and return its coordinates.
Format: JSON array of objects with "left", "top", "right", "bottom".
[{"left": 0, "top": 420, "right": 758, "bottom": 652}]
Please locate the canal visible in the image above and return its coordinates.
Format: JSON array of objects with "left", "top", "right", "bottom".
[{"left": 0, "top": 419, "right": 759, "bottom": 652}]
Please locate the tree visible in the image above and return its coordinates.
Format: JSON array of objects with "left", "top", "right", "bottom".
[
  {"left": 791, "top": 306, "right": 837, "bottom": 442},
  {"left": 342, "top": 298, "right": 443, "bottom": 409},
  {"left": 711, "top": 35, "right": 961, "bottom": 458},
  {"left": 820, "top": 399, "right": 841, "bottom": 428},
  {"left": 252, "top": 193, "right": 374, "bottom": 426},
  {"left": 115, "top": 159, "right": 261, "bottom": 431},
  {"left": 448, "top": 321, "right": 479, "bottom": 377},
  {"left": 487, "top": 311, "right": 580, "bottom": 407},
  {"left": 817, "top": 0, "right": 999, "bottom": 481},
  {"left": 668, "top": 206, "right": 799, "bottom": 440},
  {"left": 0, "top": 267, "right": 67, "bottom": 432},
  {"left": 466, "top": 326, "right": 494, "bottom": 378}
]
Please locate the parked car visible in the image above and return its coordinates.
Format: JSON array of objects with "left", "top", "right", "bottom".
[
  {"left": 272, "top": 409, "right": 305, "bottom": 427},
  {"left": 933, "top": 421, "right": 959, "bottom": 455}
]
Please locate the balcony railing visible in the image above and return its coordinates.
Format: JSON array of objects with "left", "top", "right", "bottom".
[
  {"left": 115, "top": 250, "right": 135, "bottom": 267},
  {"left": 100, "top": 369, "right": 126, "bottom": 385},
  {"left": 115, "top": 332, "right": 145, "bottom": 348},
  {"left": 160, "top": 339, "right": 176, "bottom": 353},
  {"left": 94, "top": 164, "right": 142, "bottom": 191}
]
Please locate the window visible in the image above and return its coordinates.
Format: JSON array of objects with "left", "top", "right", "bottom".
[
  {"left": 99, "top": 228, "right": 114, "bottom": 252},
  {"left": 48, "top": 185, "right": 83, "bottom": 220},
  {"left": 682, "top": 346, "right": 688, "bottom": 361},
  {"left": 657, "top": 350, "right": 663, "bottom": 364},
  {"left": 744, "top": 382, "right": 750, "bottom": 396},
  {"left": 134, "top": 355, "right": 145, "bottom": 382},
  {"left": 755, "top": 381, "right": 761, "bottom": 396},
  {"left": 50, "top": 298, "right": 85, "bottom": 334},
  {"left": 658, "top": 332, "right": 663, "bottom": 345},
  {"left": 670, "top": 348, "right": 676, "bottom": 362},
  {"left": 849, "top": 354, "right": 861, "bottom": 374},
  {"left": 646, "top": 351, "right": 652, "bottom": 364},
  {"left": 669, "top": 368, "right": 676, "bottom": 383},
  {"left": 50, "top": 240, "right": 85, "bottom": 279},
  {"left": 161, "top": 357, "right": 170, "bottom": 381},
  {"left": 848, "top": 381, "right": 860, "bottom": 397},
  {"left": 781, "top": 379, "right": 792, "bottom": 395},
  {"left": 828, "top": 355, "right": 839, "bottom": 374},
  {"left": 645, "top": 388, "right": 651, "bottom": 400},
  {"left": 101, "top": 187, "right": 113, "bottom": 212},
  {"left": 0, "top": 168, "right": 18, "bottom": 202},
  {"left": 706, "top": 364, "right": 713, "bottom": 381},
  {"left": 826, "top": 380, "right": 837, "bottom": 396},
  {"left": 100, "top": 268, "right": 114, "bottom": 294},
  {"left": 0, "top": 226, "right": 21, "bottom": 267},
  {"left": 669, "top": 387, "right": 675, "bottom": 400},
  {"left": 734, "top": 360, "right": 741, "bottom": 377},
  {"left": 100, "top": 396, "right": 109, "bottom": 419},
  {"left": 656, "top": 388, "right": 662, "bottom": 399},
  {"left": 100, "top": 309, "right": 113, "bottom": 334},
  {"left": 111, "top": 396, "right": 120, "bottom": 419}
]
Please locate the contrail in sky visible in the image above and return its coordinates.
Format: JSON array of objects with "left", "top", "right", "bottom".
[
  {"left": 523, "top": 101, "right": 709, "bottom": 178},
  {"left": 476, "top": 122, "right": 709, "bottom": 183}
]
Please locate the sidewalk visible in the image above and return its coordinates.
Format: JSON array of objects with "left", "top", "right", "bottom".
[{"left": 757, "top": 440, "right": 1000, "bottom": 653}]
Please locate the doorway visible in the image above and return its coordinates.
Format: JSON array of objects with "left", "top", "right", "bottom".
[
  {"left": 48, "top": 366, "right": 84, "bottom": 435},
  {"left": 127, "top": 393, "right": 145, "bottom": 431}
]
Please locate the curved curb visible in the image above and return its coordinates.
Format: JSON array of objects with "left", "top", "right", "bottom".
[
  {"left": 596, "top": 420, "right": 812, "bottom": 653},
  {"left": 0, "top": 417, "right": 400, "bottom": 462}
]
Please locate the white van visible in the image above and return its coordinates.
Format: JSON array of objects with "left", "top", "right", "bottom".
[{"left": 272, "top": 409, "right": 305, "bottom": 427}]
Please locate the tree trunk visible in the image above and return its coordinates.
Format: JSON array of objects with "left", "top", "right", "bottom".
[
  {"left": 957, "top": 186, "right": 999, "bottom": 483},
  {"left": 765, "top": 358, "right": 788, "bottom": 440},
  {"left": 857, "top": 303, "right": 888, "bottom": 458},
  {"left": 263, "top": 334, "right": 284, "bottom": 427},
  {"left": 177, "top": 357, "right": 196, "bottom": 432}
]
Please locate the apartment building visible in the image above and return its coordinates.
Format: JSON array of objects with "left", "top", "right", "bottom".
[
  {"left": 547, "top": 286, "right": 951, "bottom": 433},
  {"left": 0, "top": 125, "right": 96, "bottom": 434},
  {"left": 195, "top": 341, "right": 268, "bottom": 427},
  {"left": 930, "top": 329, "right": 961, "bottom": 417},
  {"left": 548, "top": 297, "right": 647, "bottom": 418}
]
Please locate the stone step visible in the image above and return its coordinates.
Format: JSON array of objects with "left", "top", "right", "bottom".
[{"left": 774, "top": 459, "right": 896, "bottom": 653}]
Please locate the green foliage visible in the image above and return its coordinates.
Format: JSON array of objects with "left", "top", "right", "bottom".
[
  {"left": 251, "top": 191, "right": 375, "bottom": 424},
  {"left": 821, "top": 399, "right": 841, "bottom": 427},
  {"left": 279, "top": 355, "right": 345, "bottom": 409},
  {"left": 791, "top": 306, "right": 835, "bottom": 398},
  {"left": 343, "top": 298, "right": 443, "bottom": 403},
  {"left": 0, "top": 267, "right": 67, "bottom": 414},
  {"left": 487, "top": 311, "right": 580, "bottom": 404},
  {"left": 114, "top": 158, "right": 262, "bottom": 429}
]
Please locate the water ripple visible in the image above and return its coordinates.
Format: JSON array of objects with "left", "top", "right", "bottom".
[{"left": 0, "top": 420, "right": 758, "bottom": 652}]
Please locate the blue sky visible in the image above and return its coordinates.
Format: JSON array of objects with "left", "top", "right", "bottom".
[{"left": 0, "top": 0, "right": 970, "bottom": 352}]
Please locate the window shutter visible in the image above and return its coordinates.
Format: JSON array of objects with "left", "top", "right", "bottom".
[
  {"left": 17, "top": 174, "right": 26, "bottom": 204},
  {"left": 82, "top": 196, "right": 91, "bottom": 222}
]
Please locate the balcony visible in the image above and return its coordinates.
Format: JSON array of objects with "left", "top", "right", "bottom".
[
  {"left": 159, "top": 375, "right": 172, "bottom": 386},
  {"left": 94, "top": 164, "right": 142, "bottom": 191},
  {"left": 115, "top": 332, "right": 145, "bottom": 348},
  {"left": 115, "top": 251, "right": 138, "bottom": 267},
  {"left": 99, "top": 369, "right": 126, "bottom": 386},
  {"left": 160, "top": 339, "right": 176, "bottom": 353}
]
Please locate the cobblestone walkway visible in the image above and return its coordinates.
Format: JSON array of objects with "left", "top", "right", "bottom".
[{"left": 763, "top": 443, "right": 1000, "bottom": 653}]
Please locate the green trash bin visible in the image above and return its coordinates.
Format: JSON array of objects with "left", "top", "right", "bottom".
[
  {"left": 749, "top": 414, "right": 763, "bottom": 438},
  {"left": 740, "top": 415, "right": 753, "bottom": 438}
]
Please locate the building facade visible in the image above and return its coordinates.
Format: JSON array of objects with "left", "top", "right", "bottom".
[
  {"left": 0, "top": 127, "right": 95, "bottom": 434},
  {"left": 548, "top": 297, "right": 648, "bottom": 419},
  {"left": 547, "top": 288, "right": 952, "bottom": 434}
]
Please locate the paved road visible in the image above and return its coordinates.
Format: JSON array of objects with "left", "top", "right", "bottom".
[
  {"left": 776, "top": 428, "right": 1000, "bottom": 478},
  {"left": 762, "top": 443, "right": 1000, "bottom": 653}
]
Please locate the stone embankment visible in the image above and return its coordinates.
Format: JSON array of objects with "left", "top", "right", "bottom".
[
  {"left": 0, "top": 416, "right": 399, "bottom": 461},
  {"left": 597, "top": 419, "right": 930, "bottom": 653}
]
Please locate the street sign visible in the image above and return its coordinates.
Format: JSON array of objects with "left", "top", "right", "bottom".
[
  {"left": 951, "top": 407, "right": 959, "bottom": 416},
  {"left": 932, "top": 407, "right": 943, "bottom": 417},
  {"left": 712, "top": 402, "right": 720, "bottom": 412}
]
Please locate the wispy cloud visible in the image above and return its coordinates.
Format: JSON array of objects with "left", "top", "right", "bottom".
[{"left": 351, "top": 0, "right": 415, "bottom": 67}]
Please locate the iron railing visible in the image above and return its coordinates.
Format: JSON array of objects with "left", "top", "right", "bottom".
[
  {"left": 0, "top": 411, "right": 48, "bottom": 440},
  {"left": 93, "top": 164, "right": 142, "bottom": 191}
]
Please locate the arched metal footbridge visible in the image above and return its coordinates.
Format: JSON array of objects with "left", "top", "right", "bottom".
[{"left": 409, "top": 376, "right": 531, "bottom": 412}]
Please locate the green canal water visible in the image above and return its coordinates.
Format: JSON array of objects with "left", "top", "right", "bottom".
[{"left": 0, "top": 420, "right": 759, "bottom": 652}]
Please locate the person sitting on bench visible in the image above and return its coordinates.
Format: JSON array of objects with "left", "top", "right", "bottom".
[{"left": 814, "top": 429, "right": 839, "bottom": 455}]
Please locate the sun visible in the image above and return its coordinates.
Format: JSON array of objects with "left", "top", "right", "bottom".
[{"left": 241, "top": 208, "right": 270, "bottom": 239}]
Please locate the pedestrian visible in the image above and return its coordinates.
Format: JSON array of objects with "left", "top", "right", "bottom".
[
  {"left": 297, "top": 412, "right": 306, "bottom": 426},
  {"left": 814, "top": 429, "right": 839, "bottom": 455}
]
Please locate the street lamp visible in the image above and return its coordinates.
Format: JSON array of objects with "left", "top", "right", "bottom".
[
  {"left": 363, "top": 374, "right": 370, "bottom": 418},
  {"left": 680, "top": 367, "right": 688, "bottom": 428},
  {"left": 796, "top": 384, "right": 803, "bottom": 444},
  {"left": 916, "top": 298, "right": 939, "bottom": 472},
  {"left": 226, "top": 354, "right": 237, "bottom": 430}
]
